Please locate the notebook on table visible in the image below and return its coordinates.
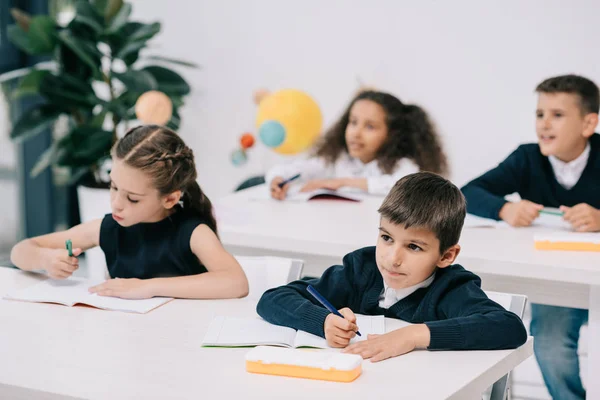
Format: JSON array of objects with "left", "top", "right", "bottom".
[
  {"left": 3, "top": 277, "right": 172, "bottom": 314},
  {"left": 201, "top": 314, "right": 385, "bottom": 349}
]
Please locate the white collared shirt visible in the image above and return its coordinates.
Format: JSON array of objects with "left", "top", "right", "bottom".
[
  {"left": 265, "top": 153, "right": 419, "bottom": 196},
  {"left": 548, "top": 143, "right": 590, "bottom": 190},
  {"left": 378, "top": 273, "right": 436, "bottom": 309}
]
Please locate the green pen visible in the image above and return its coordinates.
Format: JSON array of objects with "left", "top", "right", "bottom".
[
  {"left": 66, "top": 239, "right": 73, "bottom": 257},
  {"left": 539, "top": 207, "right": 564, "bottom": 217}
]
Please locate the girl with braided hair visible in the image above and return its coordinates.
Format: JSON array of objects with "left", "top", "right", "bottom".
[{"left": 11, "top": 125, "right": 249, "bottom": 300}]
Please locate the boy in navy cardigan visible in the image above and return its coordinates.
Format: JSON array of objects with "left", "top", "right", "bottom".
[
  {"left": 257, "top": 172, "right": 526, "bottom": 362},
  {"left": 462, "top": 75, "right": 600, "bottom": 400}
]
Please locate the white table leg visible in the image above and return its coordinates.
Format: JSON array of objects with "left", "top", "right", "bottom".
[{"left": 588, "top": 285, "right": 600, "bottom": 399}]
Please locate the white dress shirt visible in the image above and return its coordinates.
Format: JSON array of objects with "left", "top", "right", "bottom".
[
  {"left": 378, "top": 273, "right": 436, "bottom": 309},
  {"left": 548, "top": 143, "right": 590, "bottom": 190}
]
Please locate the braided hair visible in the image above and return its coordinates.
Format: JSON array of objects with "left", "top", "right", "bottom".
[{"left": 111, "top": 125, "right": 217, "bottom": 234}]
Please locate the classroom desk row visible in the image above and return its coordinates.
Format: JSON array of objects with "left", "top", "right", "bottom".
[
  {"left": 0, "top": 267, "right": 532, "bottom": 400},
  {"left": 214, "top": 185, "right": 600, "bottom": 399}
]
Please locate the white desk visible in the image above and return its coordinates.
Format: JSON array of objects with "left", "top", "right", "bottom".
[
  {"left": 0, "top": 267, "right": 532, "bottom": 400},
  {"left": 215, "top": 185, "right": 600, "bottom": 398}
]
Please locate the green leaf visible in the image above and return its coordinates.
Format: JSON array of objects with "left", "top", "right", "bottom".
[
  {"left": 169, "top": 96, "right": 184, "bottom": 108},
  {"left": 145, "top": 55, "right": 198, "bottom": 68},
  {"left": 106, "top": 2, "right": 131, "bottom": 33},
  {"left": 39, "top": 73, "right": 100, "bottom": 108},
  {"left": 128, "top": 22, "right": 160, "bottom": 42},
  {"left": 115, "top": 40, "right": 146, "bottom": 63},
  {"left": 28, "top": 16, "right": 57, "bottom": 53},
  {"left": 90, "top": 110, "right": 109, "bottom": 128},
  {"left": 57, "top": 127, "right": 114, "bottom": 167},
  {"left": 166, "top": 108, "right": 181, "bottom": 131},
  {"left": 30, "top": 143, "right": 67, "bottom": 177},
  {"left": 11, "top": 69, "right": 49, "bottom": 99},
  {"left": 104, "top": 0, "right": 125, "bottom": 22},
  {"left": 10, "top": 104, "right": 63, "bottom": 143},
  {"left": 73, "top": 1, "right": 104, "bottom": 35},
  {"left": 113, "top": 70, "right": 157, "bottom": 92},
  {"left": 7, "top": 25, "right": 37, "bottom": 54},
  {"left": 142, "top": 66, "right": 190, "bottom": 96},
  {"left": 66, "top": 166, "right": 92, "bottom": 186},
  {"left": 56, "top": 30, "right": 102, "bottom": 76}
]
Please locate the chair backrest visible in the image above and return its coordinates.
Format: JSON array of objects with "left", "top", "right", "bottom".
[
  {"left": 235, "top": 256, "right": 304, "bottom": 300},
  {"left": 484, "top": 290, "right": 527, "bottom": 318},
  {"left": 483, "top": 290, "right": 528, "bottom": 400}
]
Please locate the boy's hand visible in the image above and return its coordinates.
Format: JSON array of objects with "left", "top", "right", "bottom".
[
  {"left": 343, "top": 324, "right": 430, "bottom": 362},
  {"left": 561, "top": 203, "right": 600, "bottom": 232},
  {"left": 89, "top": 278, "right": 154, "bottom": 299},
  {"left": 270, "top": 177, "right": 290, "bottom": 200},
  {"left": 499, "top": 200, "right": 543, "bottom": 227},
  {"left": 45, "top": 248, "right": 82, "bottom": 279},
  {"left": 323, "top": 307, "right": 358, "bottom": 347},
  {"left": 300, "top": 178, "right": 346, "bottom": 192}
]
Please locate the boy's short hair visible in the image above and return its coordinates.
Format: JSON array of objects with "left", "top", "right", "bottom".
[
  {"left": 379, "top": 172, "right": 466, "bottom": 252},
  {"left": 536, "top": 74, "right": 600, "bottom": 115}
]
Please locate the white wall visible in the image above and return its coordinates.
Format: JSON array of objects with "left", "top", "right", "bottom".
[{"left": 130, "top": 0, "right": 600, "bottom": 199}]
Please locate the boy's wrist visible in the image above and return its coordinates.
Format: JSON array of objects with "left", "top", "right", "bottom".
[
  {"left": 498, "top": 202, "right": 511, "bottom": 221},
  {"left": 407, "top": 324, "right": 431, "bottom": 349}
]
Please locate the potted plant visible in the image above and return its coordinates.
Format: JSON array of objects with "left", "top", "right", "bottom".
[{"left": 0, "top": 0, "right": 197, "bottom": 276}]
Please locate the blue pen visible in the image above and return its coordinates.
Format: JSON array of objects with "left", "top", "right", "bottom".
[
  {"left": 307, "top": 285, "right": 361, "bottom": 336},
  {"left": 278, "top": 173, "right": 301, "bottom": 188}
]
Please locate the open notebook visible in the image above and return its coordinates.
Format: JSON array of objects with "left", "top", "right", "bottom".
[
  {"left": 202, "top": 315, "right": 385, "bottom": 349},
  {"left": 286, "top": 189, "right": 365, "bottom": 202},
  {"left": 247, "top": 184, "right": 366, "bottom": 202},
  {"left": 3, "top": 278, "right": 172, "bottom": 314},
  {"left": 463, "top": 212, "right": 572, "bottom": 230}
]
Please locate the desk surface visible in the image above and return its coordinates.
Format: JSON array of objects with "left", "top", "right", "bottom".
[
  {"left": 0, "top": 268, "right": 532, "bottom": 400},
  {"left": 215, "top": 186, "right": 600, "bottom": 285}
]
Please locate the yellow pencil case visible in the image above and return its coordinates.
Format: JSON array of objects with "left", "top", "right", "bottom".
[
  {"left": 245, "top": 346, "right": 362, "bottom": 382},
  {"left": 534, "top": 233, "right": 600, "bottom": 252}
]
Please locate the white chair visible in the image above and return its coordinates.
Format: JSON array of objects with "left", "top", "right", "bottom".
[
  {"left": 235, "top": 255, "right": 304, "bottom": 300},
  {"left": 483, "top": 290, "right": 528, "bottom": 400}
]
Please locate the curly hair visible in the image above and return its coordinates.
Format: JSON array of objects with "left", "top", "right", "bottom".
[{"left": 314, "top": 90, "right": 448, "bottom": 176}]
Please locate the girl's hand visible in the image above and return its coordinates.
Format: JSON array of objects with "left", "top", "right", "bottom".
[
  {"left": 270, "top": 177, "right": 291, "bottom": 200},
  {"left": 89, "top": 278, "right": 154, "bottom": 299},
  {"left": 44, "top": 248, "right": 82, "bottom": 279},
  {"left": 300, "top": 178, "right": 346, "bottom": 192}
]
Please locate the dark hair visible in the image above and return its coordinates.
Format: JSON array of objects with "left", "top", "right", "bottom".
[
  {"left": 536, "top": 74, "right": 600, "bottom": 115},
  {"left": 112, "top": 125, "right": 217, "bottom": 234},
  {"left": 378, "top": 172, "right": 465, "bottom": 252},
  {"left": 314, "top": 90, "right": 448, "bottom": 176}
]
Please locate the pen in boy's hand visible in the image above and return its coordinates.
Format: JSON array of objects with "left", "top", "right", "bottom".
[
  {"left": 307, "top": 285, "right": 361, "bottom": 336},
  {"left": 539, "top": 207, "right": 564, "bottom": 217},
  {"left": 66, "top": 239, "right": 73, "bottom": 257},
  {"left": 278, "top": 173, "right": 301, "bottom": 188}
]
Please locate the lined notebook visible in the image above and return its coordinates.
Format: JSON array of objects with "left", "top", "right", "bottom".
[
  {"left": 3, "top": 278, "right": 172, "bottom": 314},
  {"left": 202, "top": 315, "right": 385, "bottom": 349}
]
